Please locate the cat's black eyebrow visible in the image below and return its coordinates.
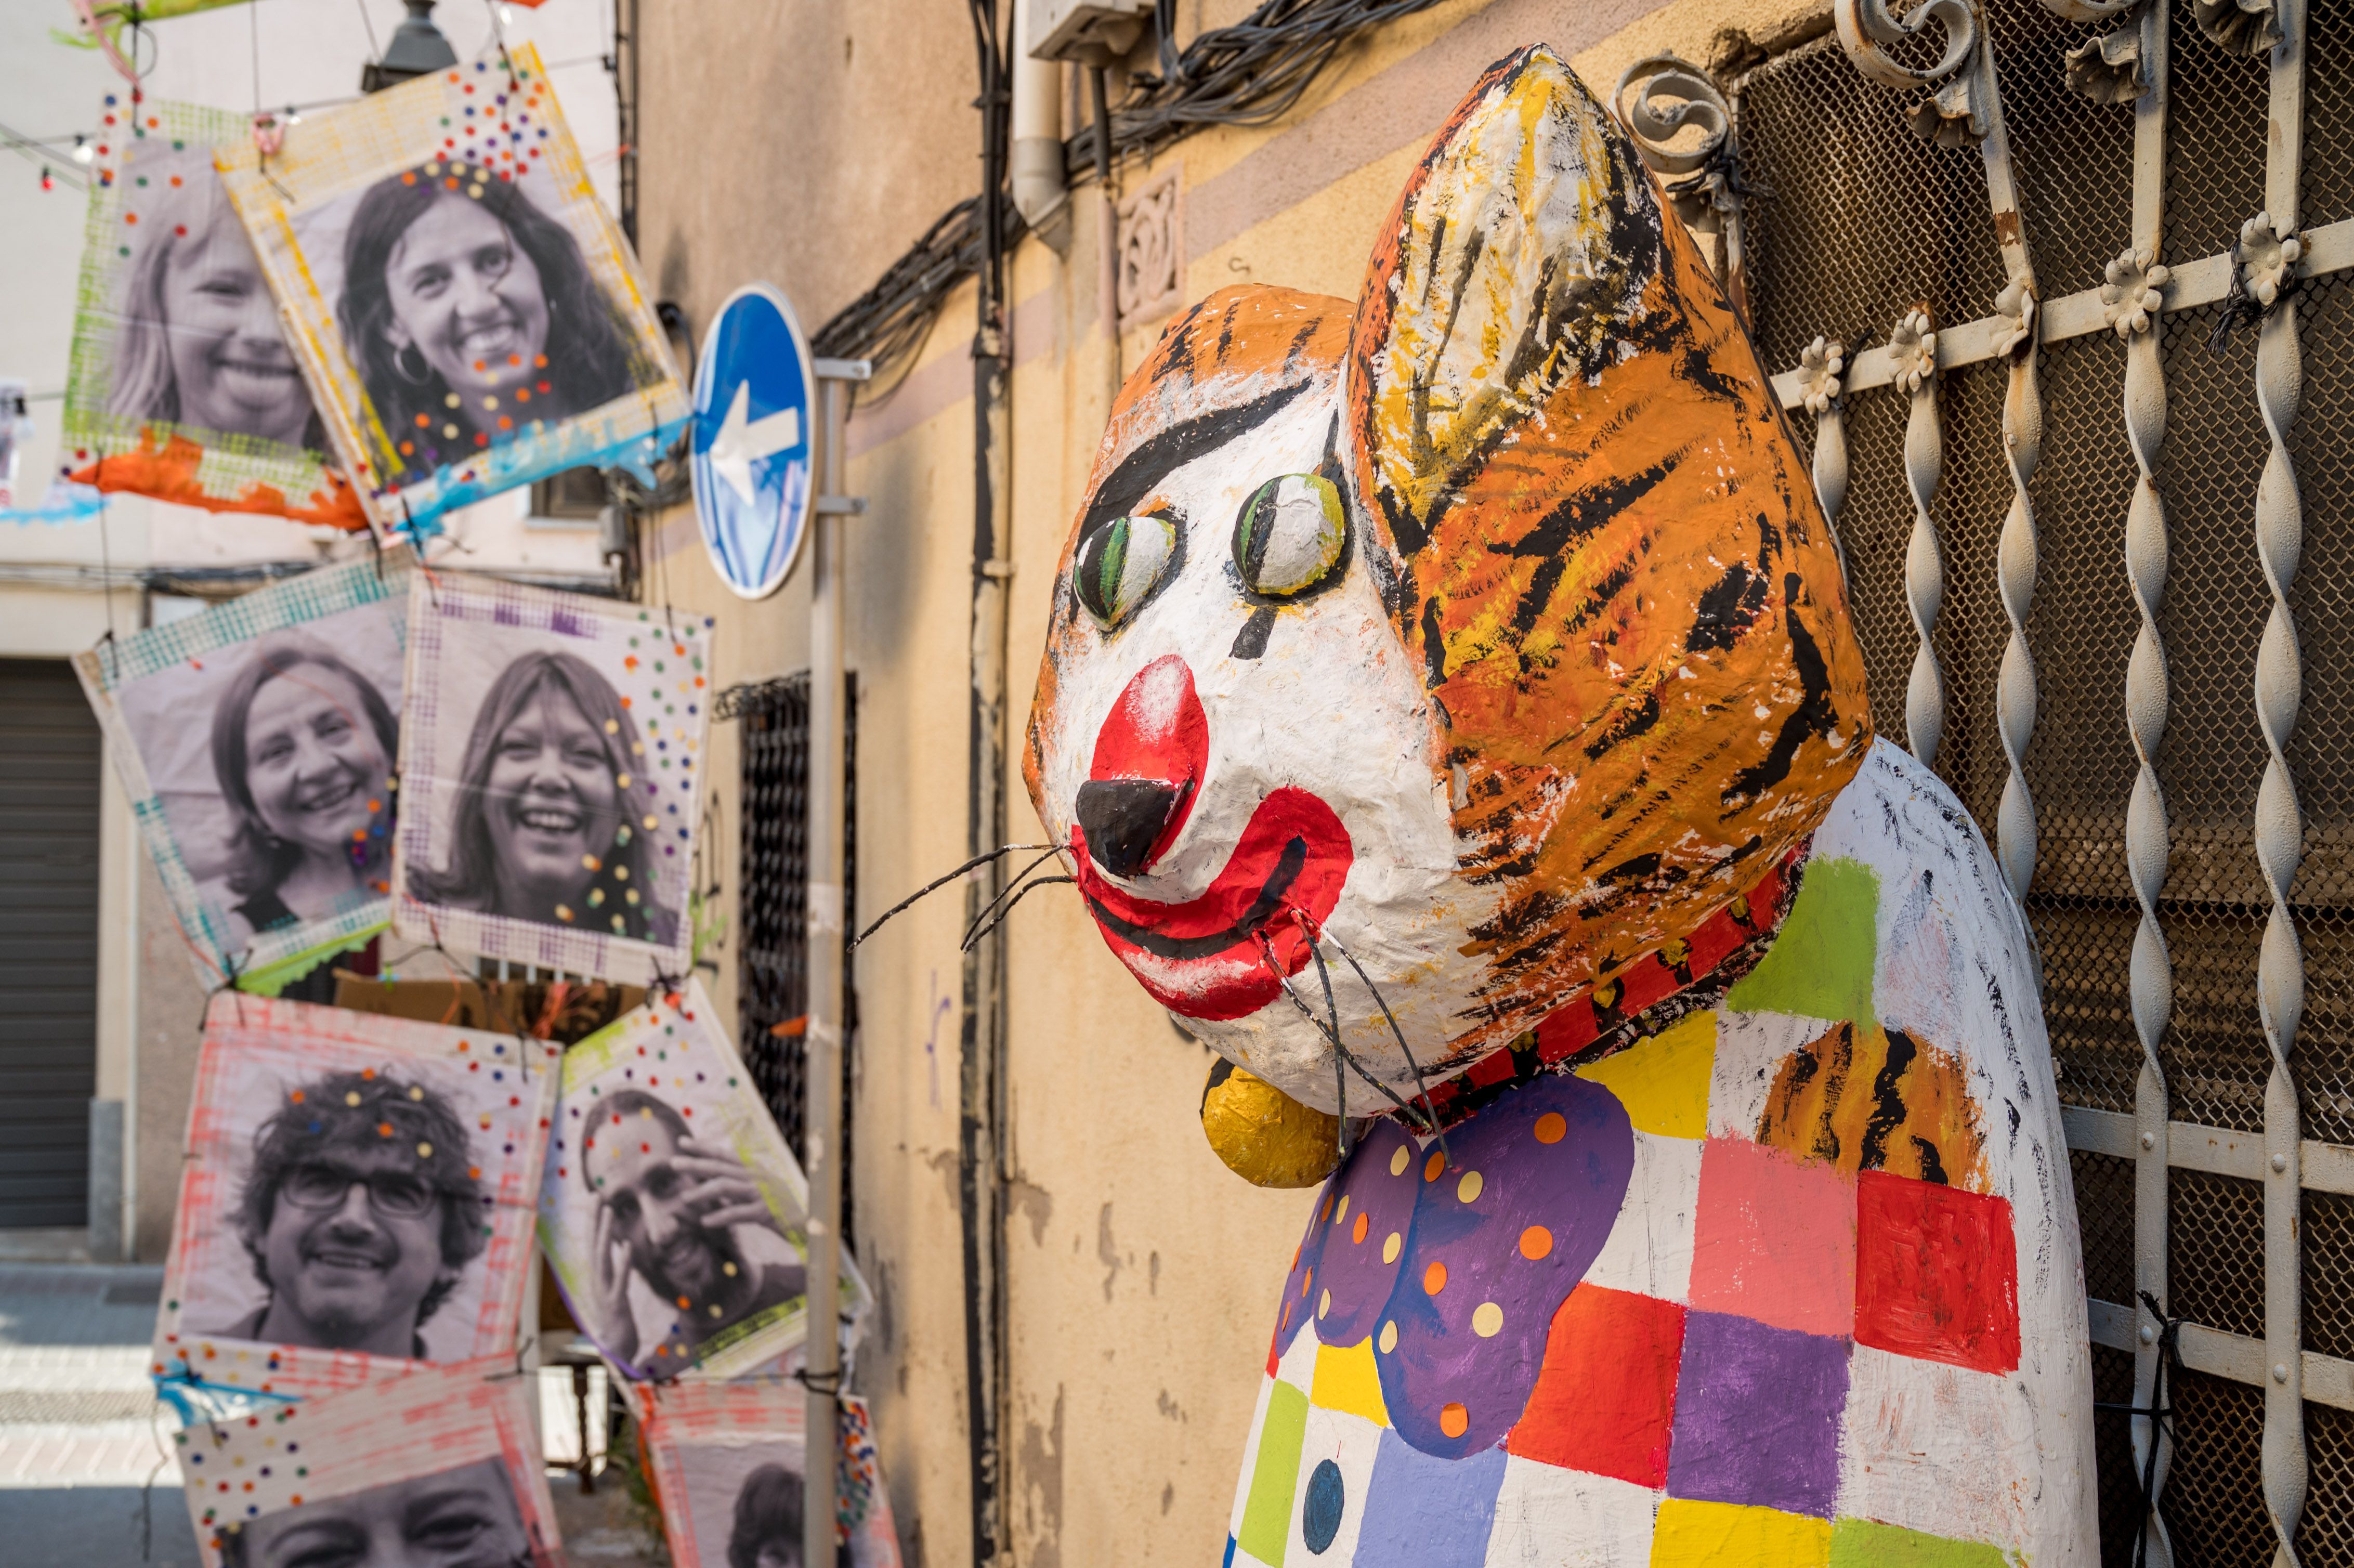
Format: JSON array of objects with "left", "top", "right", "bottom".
[{"left": 1082, "top": 381, "right": 1316, "bottom": 533}]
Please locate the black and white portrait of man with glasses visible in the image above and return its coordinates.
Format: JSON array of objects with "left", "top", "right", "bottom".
[{"left": 211, "top": 1068, "right": 488, "bottom": 1357}]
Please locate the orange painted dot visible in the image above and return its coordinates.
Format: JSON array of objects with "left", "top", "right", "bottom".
[
  {"left": 1320, "top": 1195, "right": 1333, "bottom": 1223},
  {"left": 124, "top": 212, "right": 137, "bottom": 224},
  {"left": 1439, "top": 1403, "right": 1469, "bottom": 1439},
  {"left": 676, "top": 1296, "right": 691, "bottom": 1309},
  {"left": 377, "top": 1122, "right": 393, "bottom": 1137},
  {"left": 1422, "top": 1260, "right": 1447, "bottom": 1296},
  {"left": 402, "top": 171, "right": 417, "bottom": 185},
  {"left": 1533, "top": 1112, "right": 1567, "bottom": 1144},
  {"left": 534, "top": 354, "right": 548, "bottom": 368},
  {"left": 1299, "top": 1273, "right": 1312, "bottom": 1299},
  {"left": 1519, "top": 1225, "right": 1553, "bottom": 1260},
  {"left": 473, "top": 359, "right": 487, "bottom": 373},
  {"left": 287, "top": 1090, "right": 304, "bottom": 1103},
  {"left": 1351, "top": 1212, "right": 1369, "bottom": 1246},
  {"left": 1423, "top": 1151, "right": 1446, "bottom": 1182}
]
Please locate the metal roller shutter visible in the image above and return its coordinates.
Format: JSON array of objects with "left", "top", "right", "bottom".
[{"left": 0, "top": 658, "right": 100, "bottom": 1228}]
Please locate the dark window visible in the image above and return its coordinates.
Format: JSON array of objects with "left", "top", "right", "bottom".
[
  {"left": 531, "top": 466, "right": 609, "bottom": 520},
  {"left": 735, "top": 674, "right": 857, "bottom": 1248}
]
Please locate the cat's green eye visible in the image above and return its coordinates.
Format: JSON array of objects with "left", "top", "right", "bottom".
[
  {"left": 1234, "top": 473, "right": 1346, "bottom": 597},
  {"left": 1075, "top": 513, "right": 1177, "bottom": 630}
]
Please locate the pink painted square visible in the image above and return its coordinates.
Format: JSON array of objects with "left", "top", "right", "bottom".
[{"left": 1687, "top": 1135, "right": 1856, "bottom": 1337}]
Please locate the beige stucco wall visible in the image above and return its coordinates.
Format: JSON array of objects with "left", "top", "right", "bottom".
[{"left": 633, "top": 1, "right": 1829, "bottom": 1562}]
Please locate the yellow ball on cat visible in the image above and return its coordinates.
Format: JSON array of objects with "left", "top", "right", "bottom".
[{"left": 1199, "top": 1058, "right": 1341, "bottom": 1187}]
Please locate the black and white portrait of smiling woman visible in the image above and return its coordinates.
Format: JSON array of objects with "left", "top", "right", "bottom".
[
  {"left": 107, "top": 145, "right": 325, "bottom": 451},
  {"left": 338, "top": 163, "right": 637, "bottom": 482},
  {"left": 210, "top": 635, "right": 399, "bottom": 941},
  {"left": 411, "top": 648, "right": 675, "bottom": 944}
]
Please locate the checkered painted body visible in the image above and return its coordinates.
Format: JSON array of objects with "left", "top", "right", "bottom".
[{"left": 1223, "top": 742, "right": 2095, "bottom": 1567}]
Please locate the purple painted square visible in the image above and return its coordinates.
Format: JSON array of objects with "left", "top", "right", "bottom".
[
  {"left": 1664, "top": 1310, "right": 1849, "bottom": 1517},
  {"left": 1351, "top": 1428, "right": 1508, "bottom": 1568}
]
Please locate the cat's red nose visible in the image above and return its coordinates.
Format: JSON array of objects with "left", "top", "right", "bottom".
[{"left": 1078, "top": 655, "right": 1207, "bottom": 879}]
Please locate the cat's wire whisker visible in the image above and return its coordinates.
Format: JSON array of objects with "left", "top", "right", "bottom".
[
  {"left": 853, "top": 842, "right": 1056, "bottom": 949},
  {"left": 959, "top": 873, "right": 1078, "bottom": 952},
  {"left": 1252, "top": 931, "right": 1433, "bottom": 1146},
  {"left": 957, "top": 845, "right": 1075, "bottom": 949},
  {"left": 1311, "top": 923, "right": 1448, "bottom": 1153}
]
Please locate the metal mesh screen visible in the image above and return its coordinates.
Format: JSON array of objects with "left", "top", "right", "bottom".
[
  {"left": 1739, "top": 1, "right": 2354, "bottom": 1554},
  {"left": 2161, "top": 1369, "right": 2272, "bottom": 1564},
  {"left": 735, "top": 674, "right": 858, "bottom": 1246},
  {"left": 2089, "top": 1344, "right": 2143, "bottom": 1567}
]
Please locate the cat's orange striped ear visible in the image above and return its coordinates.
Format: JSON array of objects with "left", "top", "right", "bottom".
[
  {"left": 1344, "top": 45, "right": 1872, "bottom": 1053},
  {"left": 1348, "top": 46, "right": 1661, "bottom": 558}
]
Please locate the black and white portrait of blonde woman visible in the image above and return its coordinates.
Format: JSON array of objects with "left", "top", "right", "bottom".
[
  {"left": 410, "top": 649, "right": 675, "bottom": 944},
  {"left": 210, "top": 634, "right": 399, "bottom": 942},
  {"left": 336, "top": 161, "right": 644, "bottom": 481},
  {"left": 108, "top": 145, "right": 324, "bottom": 450}
]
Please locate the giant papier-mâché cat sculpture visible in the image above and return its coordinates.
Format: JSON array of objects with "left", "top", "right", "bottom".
[{"left": 1021, "top": 46, "right": 2095, "bottom": 1568}]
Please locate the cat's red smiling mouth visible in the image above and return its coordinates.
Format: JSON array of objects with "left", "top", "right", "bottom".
[{"left": 1071, "top": 786, "right": 1353, "bottom": 1021}]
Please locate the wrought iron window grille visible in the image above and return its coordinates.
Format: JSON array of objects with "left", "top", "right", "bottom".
[
  {"left": 1678, "top": 0, "right": 2354, "bottom": 1557},
  {"left": 730, "top": 672, "right": 860, "bottom": 1254}
]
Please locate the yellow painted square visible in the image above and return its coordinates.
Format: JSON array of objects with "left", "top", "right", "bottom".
[
  {"left": 1650, "top": 1499, "right": 1833, "bottom": 1566},
  {"left": 1579, "top": 1010, "right": 1717, "bottom": 1139},
  {"left": 1309, "top": 1336, "right": 1389, "bottom": 1427}
]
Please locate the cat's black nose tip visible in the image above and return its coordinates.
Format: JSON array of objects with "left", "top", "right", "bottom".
[{"left": 1076, "top": 777, "right": 1189, "bottom": 879}]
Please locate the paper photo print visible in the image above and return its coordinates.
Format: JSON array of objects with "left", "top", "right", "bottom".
[
  {"left": 635, "top": 1381, "right": 903, "bottom": 1568},
  {"left": 394, "top": 576, "right": 711, "bottom": 983},
  {"left": 179, "top": 1358, "right": 560, "bottom": 1568},
  {"left": 75, "top": 555, "right": 410, "bottom": 987},
  {"left": 155, "top": 993, "right": 557, "bottom": 1401},
  {"left": 541, "top": 982, "right": 857, "bottom": 1381},
  {"left": 215, "top": 44, "right": 686, "bottom": 536},
  {"left": 60, "top": 99, "right": 364, "bottom": 527}
]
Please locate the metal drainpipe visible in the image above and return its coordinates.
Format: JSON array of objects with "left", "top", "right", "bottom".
[
  {"left": 1090, "top": 66, "right": 1121, "bottom": 412},
  {"left": 962, "top": 8, "right": 1014, "bottom": 1564}
]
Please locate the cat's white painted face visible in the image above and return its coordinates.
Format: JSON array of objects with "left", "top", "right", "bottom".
[{"left": 1028, "top": 381, "right": 1497, "bottom": 1112}]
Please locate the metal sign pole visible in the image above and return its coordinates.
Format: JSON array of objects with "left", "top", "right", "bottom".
[{"left": 804, "top": 354, "right": 868, "bottom": 1568}]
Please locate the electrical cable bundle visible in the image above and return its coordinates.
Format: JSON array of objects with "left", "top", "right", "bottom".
[{"left": 810, "top": 0, "right": 1449, "bottom": 390}]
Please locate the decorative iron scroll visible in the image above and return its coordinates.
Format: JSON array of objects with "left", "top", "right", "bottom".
[{"left": 1613, "top": 55, "right": 1752, "bottom": 316}]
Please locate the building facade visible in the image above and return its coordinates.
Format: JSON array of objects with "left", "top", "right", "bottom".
[{"left": 624, "top": 1, "right": 2354, "bottom": 1564}]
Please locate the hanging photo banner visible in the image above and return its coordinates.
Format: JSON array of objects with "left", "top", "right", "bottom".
[
  {"left": 153, "top": 992, "right": 557, "bottom": 1405},
  {"left": 74, "top": 554, "right": 410, "bottom": 990},
  {"left": 634, "top": 1380, "right": 904, "bottom": 1568},
  {"left": 214, "top": 44, "right": 688, "bottom": 539},
  {"left": 690, "top": 283, "right": 815, "bottom": 599},
  {"left": 391, "top": 577, "right": 713, "bottom": 982},
  {"left": 60, "top": 99, "right": 366, "bottom": 527},
  {"left": 538, "top": 981, "right": 868, "bottom": 1381},
  {"left": 177, "top": 1357, "right": 561, "bottom": 1567}
]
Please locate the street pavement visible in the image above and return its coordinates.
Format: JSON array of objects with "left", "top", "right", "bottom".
[{"left": 0, "top": 1263, "right": 197, "bottom": 1565}]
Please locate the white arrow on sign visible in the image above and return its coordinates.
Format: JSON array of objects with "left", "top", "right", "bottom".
[{"left": 707, "top": 379, "right": 802, "bottom": 507}]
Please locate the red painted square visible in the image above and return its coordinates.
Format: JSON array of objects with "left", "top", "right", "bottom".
[
  {"left": 1854, "top": 1169, "right": 2021, "bottom": 1374},
  {"left": 1507, "top": 1284, "right": 1686, "bottom": 1487}
]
